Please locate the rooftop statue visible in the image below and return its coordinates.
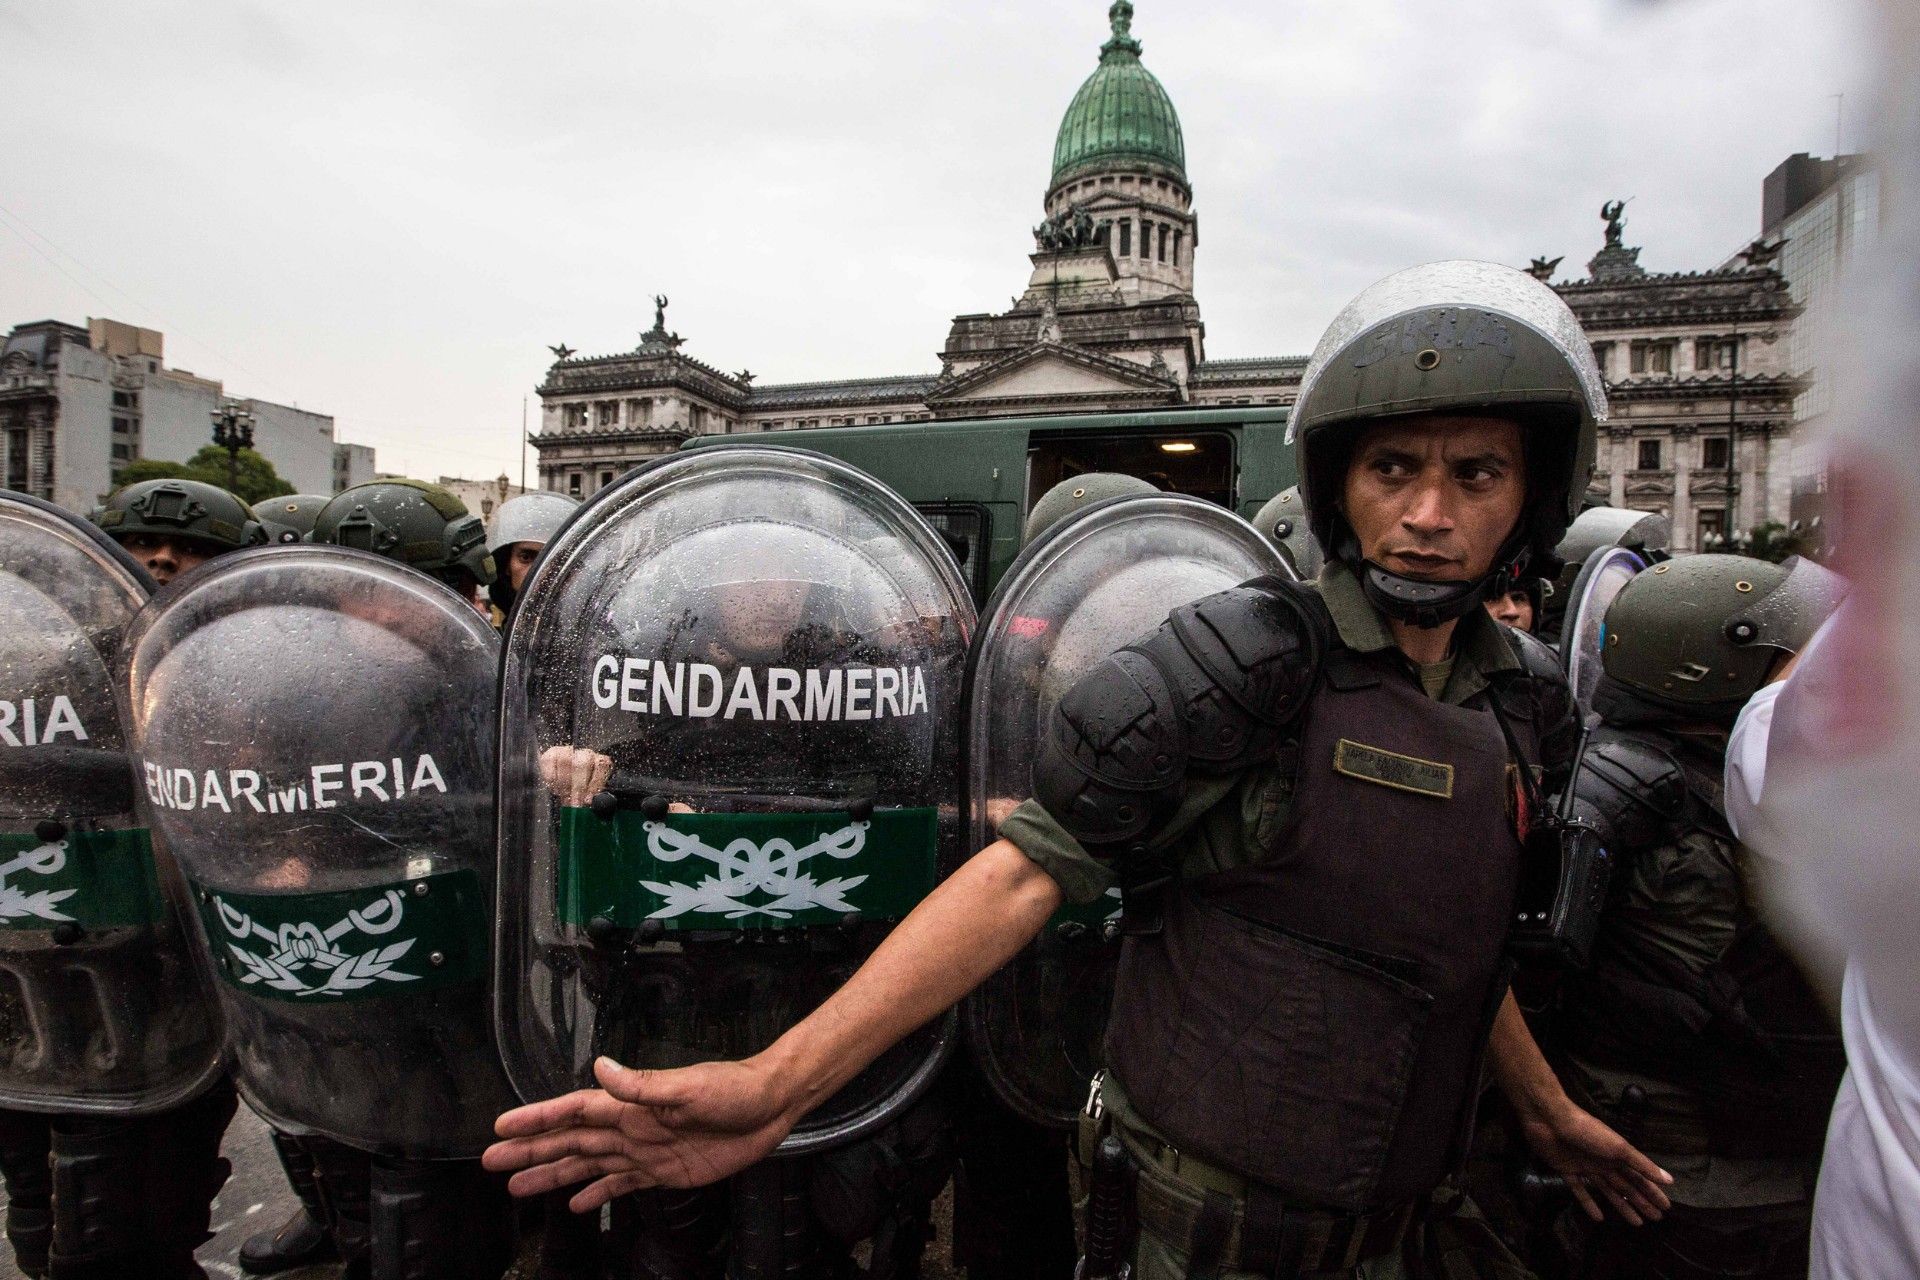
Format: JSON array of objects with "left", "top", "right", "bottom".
[{"left": 1601, "top": 200, "right": 1628, "bottom": 247}]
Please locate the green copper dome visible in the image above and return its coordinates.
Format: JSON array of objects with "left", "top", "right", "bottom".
[{"left": 1050, "top": 2, "right": 1186, "bottom": 188}]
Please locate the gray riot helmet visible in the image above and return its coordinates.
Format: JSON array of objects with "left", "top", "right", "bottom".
[
  {"left": 252, "top": 494, "right": 330, "bottom": 544},
  {"left": 313, "top": 479, "right": 495, "bottom": 593},
  {"left": 1250, "top": 486, "right": 1324, "bottom": 580},
  {"left": 0, "top": 491, "right": 222, "bottom": 1115},
  {"left": 486, "top": 491, "right": 580, "bottom": 557},
  {"left": 93, "top": 478, "right": 266, "bottom": 555},
  {"left": 486, "top": 491, "right": 580, "bottom": 614},
  {"left": 963, "top": 492, "right": 1286, "bottom": 1127},
  {"left": 497, "top": 446, "right": 975, "bottom": 1153},
  {"left": 1538, "top": 506, "right": 1671, "bottom": 643},
  {"left": 1024, "top": 473, "right": 1158, "bottom": 545},
  {"left": 1597, "top": 553, "right": 1846, "bottom": 725},
  {"left": 1287, "top": 261, "right": 1607, "bottom": 628},
  {"left": 120, "top": 545, "right": 516, "bottom": 1156}
]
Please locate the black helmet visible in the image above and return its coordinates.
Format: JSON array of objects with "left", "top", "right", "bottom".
[
  {"left": 1288, "top": 261, "right": 1607, "bottom": 627},
  {"left": 312, "top": 479, "right": 494, "bottom": 589}
]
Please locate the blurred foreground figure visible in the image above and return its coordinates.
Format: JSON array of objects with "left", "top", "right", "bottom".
[{"left": 1724, "top": 5, "right": 1920, "bottom": 1276}]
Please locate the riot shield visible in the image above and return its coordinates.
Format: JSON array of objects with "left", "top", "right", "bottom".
[
  {"left": 0, "top": 491, "right": 223, "bottom": 1115},
  {"left": 961, "top": 493, "right": 1288, "bottom": 1127},
  {"left": 497, "top": 446, "right": 974, "bottom": 1154},
  {"left": 119, "top": 545, "right": 516, "bottom": 1157},
  {"left": 1559, "top": 545, "right": 1647, "bottom": 715}
]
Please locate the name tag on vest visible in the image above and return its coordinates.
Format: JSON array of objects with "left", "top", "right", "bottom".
[{"left": 1333, "top": 738, "right": 1455, "bottom": 800}]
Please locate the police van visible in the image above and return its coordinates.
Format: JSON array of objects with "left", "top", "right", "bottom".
[{"left": 686, "top": 405, "right": 1295, "bottom": 602}]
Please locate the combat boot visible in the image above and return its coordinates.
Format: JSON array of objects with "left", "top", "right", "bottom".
[{"left": 240, "top": 1131, "right": 337, "bottom": 1275}]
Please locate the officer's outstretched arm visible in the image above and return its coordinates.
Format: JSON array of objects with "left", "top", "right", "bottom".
[
  {"left": 484, "top": 837, "right": 1061, "bottom": 1211},
  {"left": 1489, "top": 993, "right": 1673, "bottom": 1226}
]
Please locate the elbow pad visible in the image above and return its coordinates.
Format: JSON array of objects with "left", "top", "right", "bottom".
[{"left": 1032, "top": 577, "right": 1327, "bottom": 853}]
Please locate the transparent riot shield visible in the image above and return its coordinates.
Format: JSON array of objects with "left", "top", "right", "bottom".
[
  {"left": 120, "top": 546, "right": 515, "bottom": 1157},
  {"left": 1559, "top": 545, "right": 1647, "bottom": 715},
  {"left": 497, "top": 446, "right": 974, "bottom": 1153},
  {"left": 961, "top": 493, "right": 1288, "bottom": 1127},
  {"left": 0, "top": 492, "right": 223, "bottom": 1115}
]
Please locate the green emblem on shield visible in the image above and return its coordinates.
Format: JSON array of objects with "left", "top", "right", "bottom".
[
  {"left": 557, "top": 807, "right": 938, "bottom": 931},
  {"left": 0, "top": 829, "right": 167, "bottom": 930},
  {"left": 192, "top": 868, "right": 488, "bottom": 1002}
]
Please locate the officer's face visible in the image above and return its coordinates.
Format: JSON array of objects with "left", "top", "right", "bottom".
[
  {"left": 507, "top": 542, "right": 543, "bottom": 592},
  {"left": 1486, "top": 589, "right": 1535, "bottom": 632},
  {"left": 117, "top": 533, "right": 212, "bottom": 585},
  {"left": 1341, "top": 415, "right": 1527, "bottom": 583}
]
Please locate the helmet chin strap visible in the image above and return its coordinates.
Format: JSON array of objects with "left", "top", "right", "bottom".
[
  {"left": 1358, "top": 564, "right": 1493, "bottom": 630},
  {"left": 1341, "top": 529, "right": 1533, "bottom": 631}
]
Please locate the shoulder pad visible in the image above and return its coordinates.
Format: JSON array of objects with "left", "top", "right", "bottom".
[
  {"left": 1507, "top": 626, "right": 1563, "bottom": 684},
  {"left": 1032, "top": 577, "right": 1326, "bottom": 850},
  {"left": 1567, "top": 729, "right": 1688, "bottom": 852},
  {"left": 1496, "top": 625, "right": 1581, "bottom": 781}
]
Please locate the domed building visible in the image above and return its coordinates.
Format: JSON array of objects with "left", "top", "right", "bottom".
[{"left": 529, "top": 4, "right": 1803, "bottom": 552}]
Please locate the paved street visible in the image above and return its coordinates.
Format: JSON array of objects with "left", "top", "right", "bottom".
[{"left": 0, "top": 1104, "right": 962, "bottom": 1280}]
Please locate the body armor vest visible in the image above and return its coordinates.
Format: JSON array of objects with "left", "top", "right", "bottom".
[{"left": 1105, "top": 636, "right": 1533, "bottom": 1213}]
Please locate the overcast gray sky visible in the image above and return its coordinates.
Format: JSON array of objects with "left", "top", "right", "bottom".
[{"left": 0, "top": 0, "right": 1873, "bottom": 482}]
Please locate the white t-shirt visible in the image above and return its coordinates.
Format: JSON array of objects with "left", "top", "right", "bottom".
[{"left": 1727, "top": 620, "right": 1920, "bottom": 1279}]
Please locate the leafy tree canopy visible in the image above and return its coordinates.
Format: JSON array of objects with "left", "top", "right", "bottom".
[{"left": 112, "top": 447, "right": 296, "bottom": 506}]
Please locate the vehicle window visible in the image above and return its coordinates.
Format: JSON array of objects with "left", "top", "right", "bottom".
[
  {"left": 1025, "top": 431, "right": 1235, "bottom": 513},
  {"left": 912, "top": 503, "right": 991, "bottom": 601}
]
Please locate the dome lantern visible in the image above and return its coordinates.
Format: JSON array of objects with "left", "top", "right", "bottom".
[{"left": 1049, "top": 1, "right": 1187, "bottom": 191}]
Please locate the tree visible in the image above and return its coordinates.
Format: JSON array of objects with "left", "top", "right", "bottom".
[{"left": 112, "top": 447, "right": 296, "bottom": 506}]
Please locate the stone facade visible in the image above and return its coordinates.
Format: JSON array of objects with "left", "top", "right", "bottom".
[
  {"left": 532, "top": 7, "right": 1801, "bottom": 553},
  {"left": 1557, "top": 258, "right": 1800, "bottom": 552}
]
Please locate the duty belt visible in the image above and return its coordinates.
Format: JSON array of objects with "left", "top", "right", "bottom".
[{"left": 1122, "top": 1126, "right": 1419, "bottom": 1275}]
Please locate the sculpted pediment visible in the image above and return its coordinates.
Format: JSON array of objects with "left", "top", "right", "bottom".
[{"left": 929, "top": 341, "right": 1176, "bottom": 406}]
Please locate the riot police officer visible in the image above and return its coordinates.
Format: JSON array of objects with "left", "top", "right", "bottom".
[
  {"left": 1534, "top": 508, "right": 1670, "bottom": 646},
  {"left": 1548, "top": 553, "right": 1847, "bottom": 1278},
  {"left": 484, "top": 262, "right": 1673, "bottom": 1279},
  {"left": 486, "top": 490, "right": 580, "bottom": 621},
  {"left": 226, "top": 479, "right": 508, "bottom": 1280},
  {"left": 1485, "top": 576, "right": 1543, "bottom": 634},
  {"left": 0, "top": 491, "right": 235, "bottom": 1280},
  {"left": 93, "top": 476, "right": 267, "bottom": 585}
]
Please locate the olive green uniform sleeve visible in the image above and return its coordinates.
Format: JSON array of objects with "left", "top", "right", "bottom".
[
  {"left": 999, "top": 768, "right": 1274, "bottom": 906},
  {"left": 998, "top": 798, "right": 1114, "bottom": 905}
]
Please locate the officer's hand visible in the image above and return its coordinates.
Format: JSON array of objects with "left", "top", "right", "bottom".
[
  {"left": 1518, "top": 1101, "right": 1673, "bottom": 1226},
  {"left": 484, "top": 1055, "right": 797, "bottom": 1211},
  {"left": 539, "top": 746, "right": 613, "bottom": 807}
]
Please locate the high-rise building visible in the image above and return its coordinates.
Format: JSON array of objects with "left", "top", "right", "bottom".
[
  {"left": 0, "top": 316, "right": 375, "bottom": 511},
  {"left": 1756, "top": 152, "right": 1884, "bottom": 523}
]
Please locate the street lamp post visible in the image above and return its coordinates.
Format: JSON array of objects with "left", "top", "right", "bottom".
[
  {"left": 210, "top": 403, "right": 255, "bottom": 493},
  {"left": 1725, "top": 329, "right": 1739, "bottom": 548}
]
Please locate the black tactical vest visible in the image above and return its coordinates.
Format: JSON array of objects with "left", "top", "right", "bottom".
[{"left": 1105, "top": 637, "right": 1534, "bottom": 1213}]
